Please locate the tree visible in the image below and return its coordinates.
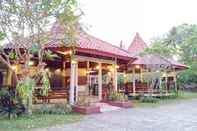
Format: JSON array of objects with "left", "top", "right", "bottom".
[
  {"left": 0, "top": 0, "right": 81, "bottom": 115},
  {"left": 140, "top": 38, "right": 176, "bottom": 58},
  {"left": 177, "top": 30, "right": 197, "bottom": 85},
  {"left": 143, "top": 23, "right": 197, "bottom": 86},
  {"left": 163, "top": 24, "right": 197, "bottom": 85}
]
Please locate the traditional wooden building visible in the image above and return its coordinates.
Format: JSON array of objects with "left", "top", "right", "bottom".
[
  {"left": 125, "top": 33, "right": 188, "bottom": 96},
  {"left": 1, "top": 25, "right": 188, "bottom": 105},
  {"left": 3, "top": 23, "right": 138, "bottom": 105}
]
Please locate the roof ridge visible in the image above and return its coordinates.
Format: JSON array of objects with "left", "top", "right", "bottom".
[{"left": 83, "top": 32, "right": 131, "bottom": 54}]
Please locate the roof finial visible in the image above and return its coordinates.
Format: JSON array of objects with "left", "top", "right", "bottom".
[
  {"left": 136, "top": 32, "right": 139, "bottom": 36},
  {"left": 119, "top": 40, "right": 124, "bottom": 49}
]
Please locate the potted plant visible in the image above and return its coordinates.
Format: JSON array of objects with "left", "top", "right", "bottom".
[
  {"left": 72, "top": 97, "right": 100, "bottom": 114},
  {"left": 107, "top": 91, "right": 132, "bottom": 108}
]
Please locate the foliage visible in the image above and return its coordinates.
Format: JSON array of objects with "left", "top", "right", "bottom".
[
  {"left": 108, "top": 91, "right": 128, "bottom": 102},
  {"left": 35, "top": 103, "right": 72, "bottom": 114},
  {"left": 177, "top": 62, "right": 197, "bottom": 85},
  {"left": 44, "top": 50, "right": 59, "bottom": 61},
  {"left": 0, "top": 0, "right": 81, "bottom": 79},
  {"left": 140, "top": 39, "right": 176, "bottom": 58},
  {"left": 139, "top": 96, "right": 159, "bottom": 103},
  {"left": 16, "top": 77, "right": 35, "bottom": 115},
  {"left": 0, "top": 0, "right": 80, "bottom": 67},
  {"left": 0, "top": 113, "right": 81, "bottom": 131},
  {"left": 134, "top": 91, "right": 197, "bottom": 108},
  {"left": 164, "top": 24, "right": 197, "bottom": 48},
  {"left": 159, "top": 91, "right": 179, "bottom": 100},
  {"left": 41, "top": 71, "right": 50, "bottom": 96},
  {"left": 142, "top": 23, "right": 197, "bottom": 85},
  {"left": 0, "top": 88, "right": 25, "bottom": 119},
  {"left": 0, "top": 0, "right": 81, "bottom": 116},
  {"left": 0, "top": 31, "right": 5, "bottom": 41},
  {"left": 16, "top": 77, "right": 35, "bottom": 100}
]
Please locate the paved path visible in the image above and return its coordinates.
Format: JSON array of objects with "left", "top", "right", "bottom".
[{"left": 37, "top": 99, "right": 197, "bottom": 131}]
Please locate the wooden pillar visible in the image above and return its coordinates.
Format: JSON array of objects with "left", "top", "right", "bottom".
[
  {"left": 98, "top": 62, "right": 102, "bottom": 101},
  {"left": 75, "top": 62, "right": 78, "bottom": 102},
  {"left": 69, "top": 59, "right": 77, "bottom": 105},
  {"left": 140, "top": 68, "right": 143, "bottom": 82},
  {"left": 62, "top": 61, "right": 66, "bottom": 89},
  {"left": 124, "top": 71, "right": 127, "bottom": 84},
  {"left": 7, "top": 69, "right": 12, "bottom": 85},
  {"left": 173, "top": 67, "right": 177, "bottom": 91},
  {"left": 165, "top": 72, "right": 168, "bottom": 93},
  {"left": 132, "top": 68, "right": 136, "bottom": 95},
  {"left": 87, "top": 61, "right": 90, "bottom": 95},
  {"left": 159, "top": 72, "right": 162, "bottom": 90},
  {"left": 113, "top": 64, "right": 118, "bottom": 92}
]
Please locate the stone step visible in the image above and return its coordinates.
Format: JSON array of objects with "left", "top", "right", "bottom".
[{"left": 94, "top": 102, "right": 122, "bottom": 113}]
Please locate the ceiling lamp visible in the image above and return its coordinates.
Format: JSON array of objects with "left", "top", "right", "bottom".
[
  {"left": 135, "top": 65, "right": 140, "bottom": 69},
  {"left": 28, "top": 61, "right": 34, "bottom": 66},
  {"left": 96, "top": 65, "right": 101, "bottom": 70},
  {"left": 115, "top": 65, "right": 119, "bottom": 69},
  {"left": 71, "top": 60, "right": 77, "bottom": 64},
  {"left": 11, "top": 65, "right": 17, "bottom": 71}
]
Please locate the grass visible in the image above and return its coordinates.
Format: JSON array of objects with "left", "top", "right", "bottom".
[
  {"left": 132, "top": 91, "right": 197, "bottom": 108},
  {"left": 0, "top": 113, "right": 82, "bottom": 131}
]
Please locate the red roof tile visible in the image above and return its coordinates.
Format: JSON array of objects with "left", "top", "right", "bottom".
[
  {"left": 77, "top": 33, "right": 133, "bottom": 58},
  {"left": 132, "top": 54, "right": 188, "bottom": 70},
  {"left": 128, "top": 32, "right": 148, "bottom": 55},
  {"left": 127, "top": 33, "right": 188, "bottom": 70},
  {"left": 166, "top": 58, "right": 189, "bottom": 69},
  {"left": 4, "top": 22, "right": 135, "bottom": 60},
  {"left": 133, "top": 54, "right": 171, "bottom": 66}
]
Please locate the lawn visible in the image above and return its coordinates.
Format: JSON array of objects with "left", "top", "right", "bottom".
[
  {"left": 0, "top": 113, "right": 82, "bottom": 131},
  {"left": 133, "top": 91, "right": 197, "bottom": 108}
]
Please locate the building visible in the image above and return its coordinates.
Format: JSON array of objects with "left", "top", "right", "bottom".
[{"left": 1, "top": 24, "right": 188, "bottom": 105}]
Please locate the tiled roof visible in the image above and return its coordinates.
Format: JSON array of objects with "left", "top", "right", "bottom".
[
  {"left": 128, "top": 33, "right": 188, "bottom": 70},
  {"left": 166, "top": 58, "right": 189, "bottom": 69},
  {"left": 4, "top": 22, "right": 134, "bottom": 60},
  {"left": 133, "top": 54, "right": 171, "bottom": 66},
  {"left": 133, "top": 54, "right": 188, "bottom": 70},
  {"left": 78, "top": 33, "right": 133, "bottom": 58},
  {"left": 128, "top": 32, "right": 148, "bottom": 56}
]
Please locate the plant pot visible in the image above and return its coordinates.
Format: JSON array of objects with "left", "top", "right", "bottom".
[
  {"left": 72, "top": 105, "right": 101, "bottom": 114},
  {"left": 107, "top": 101, "right": 132, "bottom": 108}
]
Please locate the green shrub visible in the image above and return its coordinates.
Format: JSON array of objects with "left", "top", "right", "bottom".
[
  {"left": 140, "top": 96, "right": 159, "bottom": 103},
  {"left": 108, "top": 91, "right": 128, "bottom": 101},
  {"left": 35, "top": 103, "right": 72, "bottom": 114},
  {"left": 129, "top": 93, "right": 145, "bottom": 100},
  {"left": 159, "top": 91, "right": 179, "bottom": 100},
  {"left": 0, "top": 88, "right": 25, "bottom": 119}
]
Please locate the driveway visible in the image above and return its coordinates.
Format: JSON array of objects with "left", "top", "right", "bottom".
[{"left": 38, "top": 99, "right": 197, "bottom": 131}]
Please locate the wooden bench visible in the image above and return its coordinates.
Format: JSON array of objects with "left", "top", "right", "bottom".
[{"left": 34, "top": 90, "right": 68, "bottom": 104}]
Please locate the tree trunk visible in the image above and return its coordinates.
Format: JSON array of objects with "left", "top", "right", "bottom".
[{"left": 0, "top": 55, "right": 18, "bottom": 82}]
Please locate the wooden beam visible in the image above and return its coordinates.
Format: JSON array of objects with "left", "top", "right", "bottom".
[
  {"left": 76, "top": 55, "right": 115, "bottom": 64},
  {"left": 113, "top": 67, "right": 118, "bottom": 92},
  {"left": 132, "top": 68, "right": 136, "bottom": 95}
]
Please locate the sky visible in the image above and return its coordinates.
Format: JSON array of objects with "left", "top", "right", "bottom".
[{"left": 80, "top": 0, "right": 197, "bottom": 48}]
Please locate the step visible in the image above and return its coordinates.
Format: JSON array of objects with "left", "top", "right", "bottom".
[{"left": 94, "top": 102, "right": 122, "bottom": 113}]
